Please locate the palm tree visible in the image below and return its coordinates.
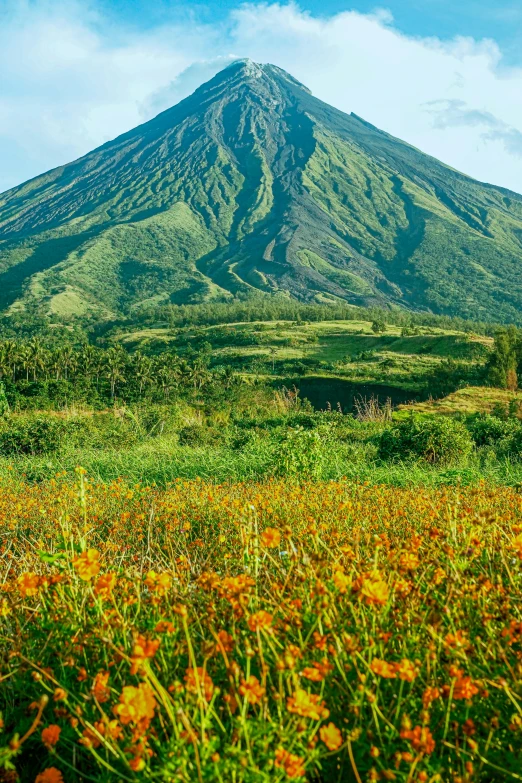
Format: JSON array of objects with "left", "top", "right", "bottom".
[
  {"left": 79, "top": 344, "right": 99, "bottom": 384},
  {"left": 105, "top": 348, "right": 127, "bottom": 400},
  {"left": 188, "top": 359, "right": 211, "bottom": 391},
  {"left": 26, "top": 337, "right": 46, "bottom": 382},
  {"left": 133, "top": 352, "right": 154, "bottom": 395}
]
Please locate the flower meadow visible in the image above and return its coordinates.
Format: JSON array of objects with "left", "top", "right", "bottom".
[{"left": 1, "top": 474, "right": 522, "bottom": 782}]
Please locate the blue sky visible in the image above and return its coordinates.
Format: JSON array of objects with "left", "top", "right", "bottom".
[
  {"left": 101, "top": 0, "right": 522, "bottom": 57},
  {"left": 1, "top": 0, "right": 522, "bottom": 193}
]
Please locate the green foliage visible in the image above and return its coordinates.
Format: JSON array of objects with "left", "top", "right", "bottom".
[
  {"left": 0, "top": 416, "right": 66, "bottom": 456},
  {"left": 378, "top": 415, "right": 474, "bottom": 465},
  {"left": 465, "top": 414, "right": 521, "bottom": 447},
  {"left": 371, "top": 318, "right": 386, "bottom": 334},
  {"left": 0, "top": 383, "right": 9, "bottom": 419},
  {"left": 487, "top": 326, "right": 519, "bottom": 389},
  {"left": 272, "top": 426, "right": 328, "bottom": 479}
]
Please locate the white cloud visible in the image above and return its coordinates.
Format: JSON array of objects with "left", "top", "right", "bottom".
[{"left": 1, "top": 0, "right": 522, "bottom": 194}]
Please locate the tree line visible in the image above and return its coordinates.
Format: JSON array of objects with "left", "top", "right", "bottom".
[{"left": 0, "top": 338, "right": 238, "bottom": 406}]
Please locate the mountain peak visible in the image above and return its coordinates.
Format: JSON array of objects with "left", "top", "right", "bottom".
[
  {"left": 1, "top": 61, "right": 522, "bottom": 324},
  {"left": 213, "top": 58, "right": 312, "bottom": 94}
]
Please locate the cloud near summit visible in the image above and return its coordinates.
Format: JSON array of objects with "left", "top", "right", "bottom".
[{"left": 1, "top": 0, "right": 522, "bottom": 193}]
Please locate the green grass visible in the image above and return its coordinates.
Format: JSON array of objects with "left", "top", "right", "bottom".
[
  {"left": 120, "top": 318, "right": 489, "bottom": 392},
  {"left": 4, "top": 427, "right": 522, "bottom": 488}
]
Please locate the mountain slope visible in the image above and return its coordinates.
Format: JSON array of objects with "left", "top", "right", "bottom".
[{"left": 1, "top": 59, "right": 522, "bottom": 323}]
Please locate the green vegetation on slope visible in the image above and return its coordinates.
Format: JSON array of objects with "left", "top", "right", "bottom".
[{"left": 1, "top": 60, "right": 522, "bottom": 326}]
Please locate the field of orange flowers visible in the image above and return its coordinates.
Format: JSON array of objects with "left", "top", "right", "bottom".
[{"left": 1, "top": 473, "right": 522, "bottom": 782}]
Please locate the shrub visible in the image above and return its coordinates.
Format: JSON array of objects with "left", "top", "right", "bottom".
[
  {"left": 378, "top": 415, "right": 473, "bottom": 465},
  {"left": 0, "top": 416, "right": 65, "bottom": 456},
  {"left": 0, "top": 383, "right": 9, "bottom": 419},
  {"left": 497, "top": 427, "right": 522, "bottom": 461},
  {"left": 465, "top": 414, "right": 521, "bottom": 447},
  {"left": 178, "top": 424, "right": 222, "bottom": 446},
  {"left": 272, "top": 426, "right": 327, "bottom": 478}
]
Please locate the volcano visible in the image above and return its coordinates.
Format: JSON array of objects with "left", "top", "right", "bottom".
[{"left": 1, "top": 59, "right": 522, "bottom": 323}]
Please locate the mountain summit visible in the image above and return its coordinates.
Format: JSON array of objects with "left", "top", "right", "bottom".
[{"left": 1, "top": 59, "right": 522, "bottom": 322}]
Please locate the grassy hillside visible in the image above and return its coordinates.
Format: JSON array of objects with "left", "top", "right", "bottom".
[
  {"left": 119, "top": 318, "right": 490, "bottom": 398},
  {"left": 1, "top": 60, "right": 522, "bottom": 325}
]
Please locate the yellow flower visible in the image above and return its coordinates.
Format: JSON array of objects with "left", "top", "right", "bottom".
[
  {"left": 319, "top": 722, "right": 343, "bottom": 751},
  {"left": 260, "top": 527, "right": 281, "bottom": 549},
  {"left": 370, "top": 658, "right": 396, "bottom": 679},
  {"left": 332, "top": 569, "right": 351, "bottom": 593},
  {"left": 399, "top": 552, "right": 420, "bottom": 571},
  {"left": 395, "top": 659, "right": 418, "bottom": 682},
  {"left": 0, "top": 598, "right": 11, "bottom": 616},
  {"left": 286, "top": 689, "right": 329, "bottom": 720},
  {"left": 73, "top": 549, "right": 101, "bottom": 581},
  {"left": 144, "top": 570, "right": 172, "bottom": 595},
  {"left": 354, "top": 571, "right": 389, "bottom": 606},
  {"left": 130, "top": 635, "right": 160, "bottom": 675},
  {"left": 17, "top": 572, "right": 40, "bottom": 597},
  {"left": 113, "top": 683, "right": 156, "bottom": 729}
]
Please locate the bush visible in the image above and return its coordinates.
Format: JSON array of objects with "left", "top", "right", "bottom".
[
  {"left": 178, "top": 424, "right": 222, "bottom": 446},
  {"left": 497, "top": 427, "right": 522, "bottom": 461},
  {"left": 465, "top": 414, "right": 521, "bottom": 447},
  {"left": 272, "top": 426, "right": 327, "bottom": 478},
  {"left": 0, "top": 416, "right": 65, "bottom": 456},
  {"left": 378, "top": 415, "right": 473, "bottom": 465}
]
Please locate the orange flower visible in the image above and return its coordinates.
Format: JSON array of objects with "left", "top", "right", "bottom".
[
  {"left": 453, "top": 675, "right": 479, "bottom": 701},
  {"left": 422, "top": 687, "right": 441, "bottom": 708},
  {"left": 17, "top": 572, "right": 40, "bottom": 597},
  {"left": 144, "top": 571, "right": 172, "bottom": 595},
  {"left": 287, "top": 689, "right": 329, "bottom": 720},
  {"left": 92, "top": 671, "right": 110, "bottom": 704},
  {"left": 399, "top": 552, "right": 420, "bottom": 571},
  {"left": 502, "top": 620, "right": 522, "bottom": 646},
  {"left": 155, "top": 620, "right": 175, "bottom": 633},
  {"left": 247, "top": 610, "right": 273, "bottom": 632},
  {"left": 79, "top": 724, "right": 102, "bottom": 749},
  {"left": 395, "top": 659, "right": 418, "bottom": 682},
  {"left": 94, "top": 572, "right": 116, "bottom": 601},
  {"left": 35, "top": 769, "right": 64, "bottom": 783},
  {"left": 444, "top": 630, "right": 470, "bottom": 650},
  {"left": 113, "top": 683, "right": 156, "bottom": 730},
  {"left": 214, "top": 629, "right": 234, "bottom": 653},
  {"left": 73, "top": 549, "right": 101, "bottom": 581},
  {"left": 401, "top": 726, "right": 435, "bottom": 754},
  {"left": 239, "top": 675, "right": 265, "bottom": 704},
  {"left": 319, "top": 722, "right": 343, "bottom": 751},
  {"left": 41, "top": 725, "right": 61, "bottom": 747},
  {"left": 370, "top": 658, "right": 396, "bottom": 679},
  {"left": 260, "top": 527, "right": 281, "bottom": 549},
  {"left": 130, "top": 636, "right": 160, "bottom": 675},
  {"left": 275, "top": 748, "right": 306, "bottom": 779},
  {"left": 432, "top": 568, "right": 446, "bottom": 585},
  {"left": 184, "top": 667, "right": 214, "bottom": 702},
  {"left": 301, "top": 659, "right": 334, "bottom": 682}
]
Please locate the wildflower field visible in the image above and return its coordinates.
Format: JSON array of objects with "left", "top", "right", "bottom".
[{"left": 1, "top": 474, "right": 522, "bottom": 782}]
